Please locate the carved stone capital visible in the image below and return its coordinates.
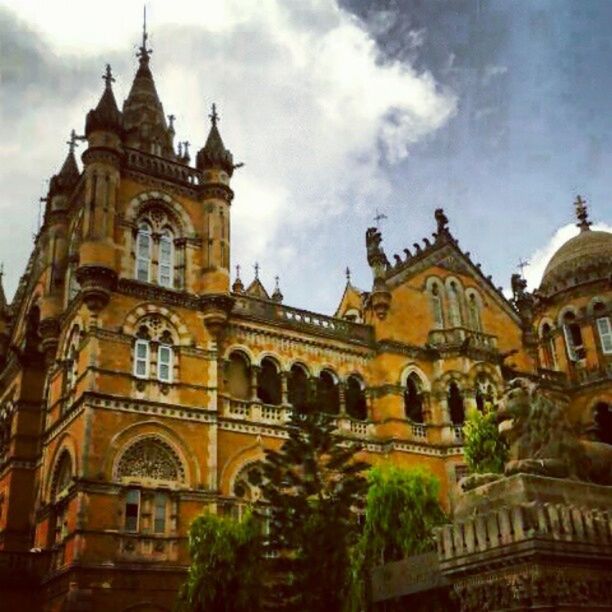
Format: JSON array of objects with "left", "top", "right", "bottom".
[
  {"left": 75, "top": 264, "right": 118, "bottom": 313},
  {"left": 199, "top": 293, "right": 235, "bottom": 339}
]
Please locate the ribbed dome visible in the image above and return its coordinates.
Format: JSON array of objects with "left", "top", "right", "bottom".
[{"left": 540, "top": 229, "right": 612, "bottom": 294}]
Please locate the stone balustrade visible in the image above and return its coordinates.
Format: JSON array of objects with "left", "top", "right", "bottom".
[
  {"left": 437, "top": 502, "right": 612, "bottom": 562},
  {"left": 232, "top": 296, "right": 373, "bottom": 345},
  {"left": 428, "top": 327, "right": 498, "bottom": 351},
  {"left": 125, "top": 148, "right": 204, "bottom": 187}
]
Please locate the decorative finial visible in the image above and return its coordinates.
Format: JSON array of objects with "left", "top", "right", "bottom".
[
  {"left": 0, "top": 262, "right": 3, "bottom": 279},
  {"left": 254, "top": 262, "right": 260, "bottom": 280},
  {"left": 517, "top": 258, "right": 530, "bottom": 279},
  {"left": 435, "top": 208, "right": 449, "bottom": 236},
  {"left": 209, "top": 103, "right": 219, "bottom": 127},
  {"left": 183, "top": 141, "right": 190, "bottom": 158},
  {"left": 236, "top": 264, "right": 241, "bottom": 280},
  {"left": 177, "top": 142, "right": 183, "bottom": 157},
  {"left": 137, "top": 5, "right": 152, "bottom": 62},
  {"left": 274, "top": 275, "right": 280, "bottom": 290},
  {"left": 574, "top": 195, "right": 591, "bottom": 232},
  {"left": 102, "top": 64, "right": 115, "bottom": 88},
  {"left": 66, "top": 129, "right": 80, "bottom": 154},
  {"left": 374, "top": 209, "right": 387, "bottom": 229},
  {"left": 167, "top": 114, "right": 175, "bottom": 131},
  {"left": 345, "top": 267, "right": 351, "bottom": 283}
]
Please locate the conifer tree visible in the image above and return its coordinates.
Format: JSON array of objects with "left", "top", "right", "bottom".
[{"left": 259, "top": 407, "right": 368, "bottom": 612}]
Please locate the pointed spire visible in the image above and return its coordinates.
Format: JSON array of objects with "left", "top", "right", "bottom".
[
  {"left": 49, "top": 130, "right": 82, "bottom": 197},
  {"left": 271, "top": 275, "right": 284, "bottom": 303},
  {"left": 574, "top": 195, "right": 591, "bottom": 232},
  {"left": 196, "top": 103, "right": 237, "bottom": 176},
  {"left": 232, "top": 264, "right": 245, "bottom": 293},
  {"left": 85, "top": 64, "right": 122, "bottom": 136},
  {"left": 136, "top": 5, "right": 153, "bottom": 77},
  {"left": 345, "top": 267, "right": 351, "bottom": 284}
]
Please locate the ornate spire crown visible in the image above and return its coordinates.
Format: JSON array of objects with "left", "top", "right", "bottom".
[{"left": 574, "top": 195, "right": 592, "bottom": 232}]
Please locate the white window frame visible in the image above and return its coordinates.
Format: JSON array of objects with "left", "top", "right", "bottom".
[
  {"left": 158, "top": 231, "right": 174, "bottom": 288},
  {"left": 134, "top": 339, "right": 150, "bottom": 378},
  {"left": 596, "top": 317, "right": 612, "bottom": 354},
  {"left": 563, "top": 324, "right": 578, "bottom": 362},
  {"left": 153, "top": 493, "right": 167, "bottom": 534},
  {"left": 135, "top": 224, "right": 152, "bottom": 283},
  {"left": 157, "top": 344, "right": 173, "bottom": 383}
]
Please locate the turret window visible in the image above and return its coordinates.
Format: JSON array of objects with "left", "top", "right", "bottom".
[{"left": 136, "top": 223, "right": 152, "bottom": 282}]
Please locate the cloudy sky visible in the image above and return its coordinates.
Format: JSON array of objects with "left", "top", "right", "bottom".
[{"left": 1, "top": 0, "right": 610, "bottom": 313}]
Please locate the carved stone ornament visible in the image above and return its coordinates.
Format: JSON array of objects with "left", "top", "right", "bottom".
[{"left": 116, "top": 437, "right": 184, "bottom": 482}]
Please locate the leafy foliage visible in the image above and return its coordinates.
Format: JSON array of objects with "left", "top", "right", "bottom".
[
  {"left": 259, "top": 408, "right": 369, "bottom": 612},
  {"left": 463, "top": 405, "right": 508, "bottom": 474},
  {"left": 176, "top": 511, "right": 263, "bottom": 612},
  {"left": 346, "top": 465, "right": 447, "bottom": 611}
]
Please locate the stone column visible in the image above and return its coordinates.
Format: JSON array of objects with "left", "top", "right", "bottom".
[{"left": 281, "top": 371, "right": 289, "bottom": 405}]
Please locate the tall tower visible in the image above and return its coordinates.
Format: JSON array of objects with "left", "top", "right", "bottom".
[{"left": 196, "top": 104, "right": 237, "bottom": 337}]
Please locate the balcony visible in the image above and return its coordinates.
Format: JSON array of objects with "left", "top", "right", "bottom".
[
  {"left": 125, "top": 148, "right": 204, "bottom": 188},
  {"left": 570, "top": 362, "right": 612, "bottom": 387},
  {"left": 220, "top": 397, "right": 373, "bottom": 438},
  {"left": 232, "top": 296, "right": 374, "bottom": 345},
  {"left": 427, "top": 327, "right": 498, "bottom": 351}
]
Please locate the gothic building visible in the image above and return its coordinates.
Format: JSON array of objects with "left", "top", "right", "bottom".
[{"left": 0, "top": 30, "right": 610, "bottom": 612}]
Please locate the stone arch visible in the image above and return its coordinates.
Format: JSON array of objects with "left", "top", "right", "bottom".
[
  {"left": 399, "top": 364, "right": 431, "bottom": 391},
  {"left": 444, "top": 276, "right": 465, "bottom": 327},
  {"left": 257, "top": 355, "right": 282, "bottom": 405},
  {"left": 345, "top": 373, "right": 367, "bottom": 420},
  {"left": 45, "top": 433, "right": 79, "bottom": 502},
  {"left": 220, "top": 443, "right": 266, "bottom": 497},
  {"left": 288, "top": 360, "right": 311, "bottom": 376},
  {"left": 556, "top": 304, "right": 578, "bottom": 327},
  {"left": 537, "top": 316, "right": 556, "bottom": 336},
  {"left": 223, "top": 344, "right": 256, "bottom": 365},
  {"left": 123, "top": 304, "right": 191, "bottom": 346},
  {"left": 124, "top": 190, "right": 196, "bottom": 236},
  {"left": 468, "top": 362, "right": 502, "bottom": 390},
  {"left": 48, "top": 447, "right": 75, "bottom": 503},
  {"left": 255, "top": 351, "right": 283, "bottom": 370},
  {"left": 105, "top": 421, "right": 198, "bottom": 487},
  {"left": 587, "top": 296, "right": 610, "bottom": 316}
]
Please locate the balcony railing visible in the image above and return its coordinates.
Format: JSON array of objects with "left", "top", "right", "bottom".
[
  {"left": 125, "top": 148, "right": 204, "bottom": 187},
  {"left": 233, "top": 296, "right": 374, "bottom": 345},
  {"left": 428, "top": 327, "right": 498, "bottom": 351},
  {"left": 570, "top": 362, "right": 612, "bottom": 386},
  {"left": 411, "top": 423, "right": 427, "bottom": 440}
]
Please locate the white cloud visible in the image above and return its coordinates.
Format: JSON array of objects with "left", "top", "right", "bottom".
[
  {"left": 0, "top": 0, "right": 456, "bottom": 306},
  {"left": 523, "top": 222, "right": 612, "bottom": 290}
]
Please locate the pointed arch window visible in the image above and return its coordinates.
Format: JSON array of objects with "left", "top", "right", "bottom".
[
  {"left": 404, "top": 374, "right": 424, "bottom": 423},
  {"left": 157, "top": 344, "right": 173, "bottom": 383},
  {"left": 593, "top": 302, "right": 612, "bottom": 355},
  {"left": 467, "top": 293, "right": 482, "bottom": 331},
  {"left": 448, "top": 381, "right": 465, "bottom": 425},
  {"left": 448, "top": 282, "right": 462, "bottom": 327},
  {"left": 431, "top": 284, "right": 444, "bottom": 328},
  {"left": 158, "top": 230, "right": 174, "bottom": 288},
  {"left": 541, "top": 323, "right": 558, "bottom": 369},
  {"left": 136, "top": 223, "right": 152, "bottom": 282}
]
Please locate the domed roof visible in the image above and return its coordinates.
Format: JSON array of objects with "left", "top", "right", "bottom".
[{"left": 540, "top": 228, "right": 612, "bottom": 295}]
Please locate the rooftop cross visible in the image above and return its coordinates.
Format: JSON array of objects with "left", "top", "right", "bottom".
[
  {"left": 254, "top": 262, "right": 260, "bottom": 280},
  {"left": 182, "top": 141, "right": 190, "bottom": 157},
  {"left": 167, "top": 114, "right": 175, "bottom": 131},
  {"left": 517, "top": 258, "right": 530, "bottom": 278},
  {"left": 209, "top": 103, "right": 219, "bottom": 127},
  {"left": 345, "top": 267, "right": 351, "bottom": 283},
  {"left": 66, "top": 129, "right": 81, "bottom": 154},
  {"left": 374, "top": 209, "right": 387, "bottom": 228},
  {"left": 236, "top": 264, "right": 241, "bottom": 279},
  {"left": 574, "top": 195, "right": 591, "bottom": 232},
  {"left": 274, "top": 275, "right": 280, "bottom": 289},
  {"left": 102, "top": 64, "right": 115, "bottom": 88}
]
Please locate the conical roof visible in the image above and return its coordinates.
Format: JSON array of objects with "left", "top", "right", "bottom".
[
  {"left": 196, "top": 104, "right": 235, "bottom": 176},
  {"left": 122, "top": 42, "right": 175, "bottom": 158},
  {"left": 85, "top": 65, "right": 123, "bottom": 136},
  {"left": 48, "top": 146, "right": 80, "bottom": 197}
]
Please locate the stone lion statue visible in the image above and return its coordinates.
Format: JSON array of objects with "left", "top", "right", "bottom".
[{"left": 498, "top": 378, "right": 612, "bottom": 485}]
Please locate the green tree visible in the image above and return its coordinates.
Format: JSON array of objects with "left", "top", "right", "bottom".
[
  {"left": 259, "top": 408, "right": 369, "bottom": 612},
  {"left": 176, "top": 511, "right": 263, "bottom": 612},
  {"left": 463, "top": 405, "right": 508, "bottom": 474},
  {"left": 346, "top": 465, "right": 446, "bottom": 611}
]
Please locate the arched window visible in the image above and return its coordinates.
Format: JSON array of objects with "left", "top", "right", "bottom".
[
  {"left": 448, "top": 381, "right": 465, "bottom": 425},
  {"left": 135, "top": 222, "right": 152, "bottom": 282},
  {"left": 288, "top": 364, "right": 309, "bottom": 412},
  {"left": 594, "top": 402, "right": 612, "bottom": 445},
  {"left": 431, "top": 284, "right": 444, "bottom": 328},
  {"left": 404, "top": 374, "right": 424, "bottom": 423},
  {"left": 346, "top": 376, "right": 367, "bottom": 420},
  {"left": 116, "top": 437, "right": 184, "bottom": 482},
  {"left": 475, "top": 374, "right": 496, "bottom": 412},
  {"left": 0, "top": 402, "right": 14, "bottom": 461},
  {"left": 257, "top": 358, "right": 282, "bottom": 405},
  {"left": 226, "top": 352, "right": 251, "bottom": 400},
  {"left": 540, "top": 323, "right": 558, "bottom": 369},
  {"left": 231, "top": 463, "right": 264, "bottom": 521},
  {"left": 52, "top": 451, "right": 73, "bottom": 502},
  {"left": 448, "top": 282, "right": 462, "bottom": 327},
  {"left": 132, "top": 316, "right": 177, "bottom": 383},
  {"left": 467, "top": 293, "right": 482, "bottom": 331},
  {"left": 317, "top": 370, "right": 340, "bottom": 415},
  {"left": 562, "top": 311, "right": 584, "bottom": 362},
  {"left": 593, "top": 302, "right": 612, "bottom": 355},
  {"left": 158, "top": 230, "right": 174, "bottom": 288}
]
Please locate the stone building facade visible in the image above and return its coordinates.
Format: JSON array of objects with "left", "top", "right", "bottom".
[{"left": 0, "top": 33, "right": 610, "bottom": 612}]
